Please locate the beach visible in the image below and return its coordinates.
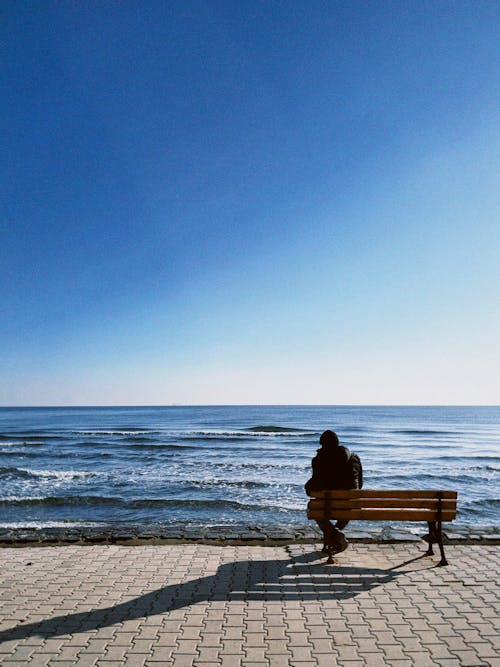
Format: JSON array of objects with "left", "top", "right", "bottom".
[{"left": 1, "top": 541, "right": 498, "bottom": 666}]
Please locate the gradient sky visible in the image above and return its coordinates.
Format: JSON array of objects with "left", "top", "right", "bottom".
[{"left": 2, "top": 1, "right": 499, "bottom": 405}]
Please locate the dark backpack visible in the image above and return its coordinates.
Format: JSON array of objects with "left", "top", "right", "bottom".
[
  {"left": 345, "top": 452, "right": 363, "bottom": 489},
  {"left": 305, "top": 451, "right": 363, "bottom": 495}
]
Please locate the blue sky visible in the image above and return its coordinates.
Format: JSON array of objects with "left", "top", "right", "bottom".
[{"left": 2, "top": 1, "right": 499, "bottom": 405}]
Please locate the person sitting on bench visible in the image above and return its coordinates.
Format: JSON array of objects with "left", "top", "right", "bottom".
[{"left": 304, "top": 430, "right": 363, "bottom": 554}]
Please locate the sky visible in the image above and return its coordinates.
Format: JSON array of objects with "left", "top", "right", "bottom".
[{"left": 1, "top": 1, "right": 499, "bottom": 406}]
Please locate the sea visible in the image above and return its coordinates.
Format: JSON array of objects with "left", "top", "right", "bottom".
[{"left": 0, "top": 406, "right": 498, "bottom": 535}]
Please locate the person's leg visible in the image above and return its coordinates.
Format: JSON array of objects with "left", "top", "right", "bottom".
[
  {"left": 316, "top": 519, "right": 348, "bottom": 553},
  {"left": 315, "top": 519, "right": 335, "bottom": 551}
]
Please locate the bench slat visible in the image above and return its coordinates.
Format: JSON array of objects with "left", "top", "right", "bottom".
[
  {"left": 308, "top": 498, "right": 457, "bottom": 510},
  {"left": 308, "top": 489, "right": 457, "bottom": 499},
  {"left": 307, "top": 509, "right": 456, "bottom": 521}
]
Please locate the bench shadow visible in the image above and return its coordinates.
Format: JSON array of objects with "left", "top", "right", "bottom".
[{"left": 0, "top": 549, "right": 430, "bottom": 642}]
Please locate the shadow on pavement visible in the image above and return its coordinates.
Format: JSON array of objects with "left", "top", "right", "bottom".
[{"left": 0, "top": 549, "right": 430, "bottom": 641}]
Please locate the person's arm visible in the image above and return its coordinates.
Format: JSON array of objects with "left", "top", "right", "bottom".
[{"left": 304, "top": 454, "right": 319, "bottom": 495}]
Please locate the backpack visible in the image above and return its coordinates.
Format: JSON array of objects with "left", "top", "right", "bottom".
[{"left": 305, "top": 450, "right": 363, "bottom": 494}]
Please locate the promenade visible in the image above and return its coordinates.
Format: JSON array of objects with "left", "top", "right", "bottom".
[{"left": 0, "top": 543, "right": 498, "bottom": 666}]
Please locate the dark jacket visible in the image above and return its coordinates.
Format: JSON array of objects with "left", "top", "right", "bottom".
[{"left": 304, "top": 445, "right": 363, "bottom": 495}]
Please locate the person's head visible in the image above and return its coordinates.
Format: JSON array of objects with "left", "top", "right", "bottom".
[{"left": 319, "top": 430, "right": 339, "bottom": 448}]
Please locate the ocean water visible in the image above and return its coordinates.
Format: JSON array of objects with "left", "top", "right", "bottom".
[{"left": 0, "top": 406, "right": 498, "bottom": 534}]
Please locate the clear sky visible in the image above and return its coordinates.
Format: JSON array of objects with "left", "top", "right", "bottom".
[{"left": 1, "top": 1, "right": 499, "bottom": 406}]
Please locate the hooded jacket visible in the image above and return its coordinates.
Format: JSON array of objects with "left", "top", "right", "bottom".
[{"left": 304, "top": 444, "right": 363, "bottom": 495}]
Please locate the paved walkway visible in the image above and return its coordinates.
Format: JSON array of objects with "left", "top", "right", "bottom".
[{"left": 0, "top": 543, "right": 498, "bottom": 666}]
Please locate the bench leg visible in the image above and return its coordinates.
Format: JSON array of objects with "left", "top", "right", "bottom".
[{"left": 436, "top": 521, "right": 448, "bottom": 566}]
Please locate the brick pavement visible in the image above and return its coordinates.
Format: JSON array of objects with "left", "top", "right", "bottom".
[{"left": 0, "top": 543, "right": 498, "bottom": 666}]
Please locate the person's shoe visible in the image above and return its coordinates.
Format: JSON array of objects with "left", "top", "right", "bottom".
[
  {"left": 333, "top": 532, "right": 349, "bottom": 553},
  {"left": 422, "top": 529, "right": 438, "bottom": 543}
]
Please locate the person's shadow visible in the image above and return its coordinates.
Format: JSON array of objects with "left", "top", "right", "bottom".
[{"left": 0, "top": 549, "right": 430, "bottom": 642}]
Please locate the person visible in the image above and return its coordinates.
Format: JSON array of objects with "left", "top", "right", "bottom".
[{"left": 304, "top": 430, "right": 363, "bottom": 553}]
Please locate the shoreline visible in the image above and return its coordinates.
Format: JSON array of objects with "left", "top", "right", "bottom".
[{"left": 2, "top": 523, "right": 499, "bottom": 547}]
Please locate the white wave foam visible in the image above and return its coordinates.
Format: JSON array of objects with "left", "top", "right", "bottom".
[
  {"left": 16, "top": 468, "right": 98, "bottom": 480},
  {"left": 0, "top": 521, "right": 102, "bottom": 528},
  {"left": 73, "top": 430, "right": 154, "bottom": 436},
  {"left": 183, "top": 430, "right": 314, "bottom": 438}
]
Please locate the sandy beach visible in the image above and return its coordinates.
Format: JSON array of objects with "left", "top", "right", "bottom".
[{"left": 1, "top": 542, "right": 498, "bottom": 666}]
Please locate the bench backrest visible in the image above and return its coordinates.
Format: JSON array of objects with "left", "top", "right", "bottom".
[{"left": 307, "top": 489, "right": 457, "bottom": 522}]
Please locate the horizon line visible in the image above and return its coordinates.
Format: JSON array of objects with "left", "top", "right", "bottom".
[{"left": 1, "top": 404, "right": 498, "bottom": 409}]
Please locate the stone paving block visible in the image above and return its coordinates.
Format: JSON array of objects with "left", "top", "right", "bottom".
[
  {"left": 1, "top": 645, "right": 36, "bottom": 661},
  {"left": 181, "top": 627, "right": 203, "bottom": 640},
  {"left": 245, "top": 621, "right": 265, "bottom": 633},
  {"left": 244, "top": 646, "right": 267, "bottom": 661},
  {"left": 101, "top": 647, "right": 128, "bottom": 661},
  {"left": 401, "top": 650, "right": 437, "bottom": 666},
  {"left": 154, "top": 632, "right": 178, "bottom": 646},
  {"left": 202, "top": 621, "right": 224, "bottom": 633},
  {"left": 334, "top": 645, "right": 365, "bottom": 661},
  {"left": 148, "top": 645, "right": 177, "bottom": 662},
  {"left": 198, "top": 634, "right": 222, "bottom": 648},
  {"left": 352, "top": 637, "right": 380, "bottom": 653},
  {"left": 127, "top": 639, "right": 154, "bottom": 654},
  {"left": 450, "top": 649, "right": 490, "bottom": 665},
  {"left": 220, "top": 639, "right": 244, "bottom": 654},
  {"left": 289, "top": 646, "right": 316, "bottom": 664},
  {"left": 313, "top": 656, "right": 343, "bottom": 667},
  {"left": 164, "top": 655, "right": 196, "bottom": 667},
  {"left": 196, "top": 647, "right": 220, "bottom": 661},
  {"left": 73, "top": 655, "right": 100, "bottom": 667},
  {"left": 424, "top": 643, "right": 458, "bottom": 659},
  {"left": 265, "top": 639, "right": 290, "bottom": 655},
  {"left": 266, "top": 656, "right": 297, "bottom": 667},
  {"left": 467, "top": 641, "right": 498, "bottom": 658},
  {"left": 286, "top": 632, "right": 311, "bottom": 647},
  {"left": 245, "top": 634, "right": 266, "bottom": 647},
  {"left": 330, "top": 630, "right": 352, "bottom": 645},
  {"left": 219, "top": 657, "right": 243, "bottom": 667},
  {"left": 23, "top": 655, "right": 55, "bottom": 667}
]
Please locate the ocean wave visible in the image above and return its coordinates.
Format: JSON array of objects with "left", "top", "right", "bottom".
[
  {"left": 0, "top": 439, "right": 44, "bottom": 447},
  {"left": 0, "top": 495, "right": 274, "bottom": 511},
  {"left": 0, "top": 434, "right": 65, "bottom": 442},
  {"left": 457, "top": 498, "right": 500, "bottom": 519},
  {"left": 463, "top": 498, "right": 500, "bottom": 508},
  {"left": 128, "top": 443, "right": 198, "bottom": 451},
  {"left": 390, "top": 429, "right": 457, "bottom": 436},
  {"left": 244, "top": 425, "right": 315, "bottom": 433},
  {"left": 177, "top": 479, "right": 269, "bottom": 489},
  {"left": 424, "top": 455, "right": 500, "bottom": 462},
  {"left": 181, "top": 430, "right": 314, "bottom": 440},
  {"left": 372, "top": 473, "right": 478, "bottom": 484},
  {"left": 0, "top": 467, "right": 98, "bottom": 481},
  {"left": 70, "top": 430, "right": 162, "bottom": 436}
]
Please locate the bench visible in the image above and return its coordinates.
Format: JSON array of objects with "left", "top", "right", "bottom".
[{"left": 307, "top": 489, "right": 458, "bottom": 566}]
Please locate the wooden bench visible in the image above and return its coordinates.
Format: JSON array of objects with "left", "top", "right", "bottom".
[{"left": 307, "top": 489, "right": 458, "bottom": 566}]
